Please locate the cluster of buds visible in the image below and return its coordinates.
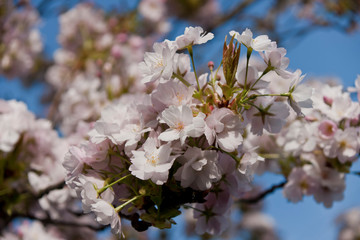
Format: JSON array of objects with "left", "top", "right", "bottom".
[{"left": 63, "top": 26, "right": 313, "bottom": 236}]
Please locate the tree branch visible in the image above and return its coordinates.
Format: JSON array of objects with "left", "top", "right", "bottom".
[
  {"left": 239, "top": 180, "right": 287, "bottom": 204},
  {"left": 34, "top": 181, "right": 67, "bottom": 199},
  {"left": 351, "top": 171, "right": 360, "bottom": 176},
  {"left": 14, "top": 212, "right": 109, "bottom": 231}
]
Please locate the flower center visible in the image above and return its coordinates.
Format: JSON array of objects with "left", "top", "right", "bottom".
[
  {"left": 339, "top": 140, "right": 347, "bottom": 149},
  {"left": 147, "top": 154, "right": 159, "bottom": 166},
  {"left": 132, "top": 124, "right": 141, "bottom": 133},
  {"left": 175, "top": 92, "right": 184, "bottom": 104},
  {"left": 156, "top": 59, "right": 164, "bottom": 68},
  {"left": 174, "top": 122, "right": 184, "bottom": 131}
]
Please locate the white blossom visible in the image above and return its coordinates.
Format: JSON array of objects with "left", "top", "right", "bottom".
[
  {"left": 129, "top": 138, "right": 176, "bottom": 185},
  {"left": 175, "top": 26, "right": 214, "bottom": 49},
  {"left": 230, "top": 28, "right": 273, "bottom": 51},
  {"left": 246, "top": 97, "right": 290, "bottom": 135},
  {"left": 287, "top": 70, "right": 313, "bottom": 116},
  {"left": 139, "top": 40, "right": 177, "bottom": 84},
  {"left": 174, "top": 147, "right": 221, "bottom": 190},
  {"left": 205, "top": 108, "right": 244, "bottom": 152},
  {"left": 158, "top": 105, "right": 205, "bottom": 144}
]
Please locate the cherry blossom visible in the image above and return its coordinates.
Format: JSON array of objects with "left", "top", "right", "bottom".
[
  {"left": 175, "top": 26, "right": 214, "bottom": 49},
  {"left": 129, "top": 138, "right": 176, "bottom": 185}
]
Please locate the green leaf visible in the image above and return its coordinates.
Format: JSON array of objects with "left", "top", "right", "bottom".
[
  {"left": 192, "top": 90, "right": 203, "bottom": 101},
  {"left": 221, "top": 84, "right": 233, "bottom": 100},
  {"left": 222, "top": 35, "right": 241, "bottom": 87},
  {"left": 159, "top": 208, "right": 181, "bottom": 219}
]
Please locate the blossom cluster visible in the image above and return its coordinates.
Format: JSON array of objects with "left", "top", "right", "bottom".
[
  {"left": 0, "top": 221, "right": 63, "bottom": 240},
  {"left": 63, "top": 26, "right": 313, "bottom": 236},
  {"left": 0, "top": 99, "right": 99, "bottom": 233},
  {"left": 45, "top": 3, "right": 154, "bottom": 135},
  {"left": 45, "top": 1, "right": 223, "bottom": 136},
  {"left": 337, "top": 207, "right": 360, "bottom": 240},
  {"left": 244, "top": 75, "right": 360, "bottom": 208},
  {"left": 0, "top": 100, "right": 65, "bottom": 193},
  {"left": 0, "top": 2, "right": 43, "bottom": 79},
  {"left": 139, "top": 0, "right": 219, "bottom": 28},
  {"left": 0, "top": 220, "right": 101, "bottom": 240}
]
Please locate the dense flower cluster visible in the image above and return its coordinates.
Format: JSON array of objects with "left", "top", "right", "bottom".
[
  {"left": 45, "top": 3, "right": 160, "bottom": 135},
  {"left": 337, "top": 207, "right": 360, "bottom": 240},
  {"left": 0, "top": 100, "right": 65, "bottom": 193},
  {"left": 63, "top": 26, "right": 313, "bottom": 236},
  {"left": 0, "top": 220, "right": 101, "bottom": 240},
  {"left": 0, "top": 99, "right": 100, "bottom": 234},
  {"left": 0, "top": 221, "right": 63, "bottom": 240},
  {"left": 242, "top": 75, "right": 360, "bottom": 208},
  {"left": 0, "top": 2, "right": 43, "bottom": 78}
]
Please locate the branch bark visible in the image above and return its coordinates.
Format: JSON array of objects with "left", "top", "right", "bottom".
[
  {"left": 13, "top": 212, "right": 109, "bottom": 231},
  {"left": 239, "top": 180, "right": 287, "bottom": 204}
]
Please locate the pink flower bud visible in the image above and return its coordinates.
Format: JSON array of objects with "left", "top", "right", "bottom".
[
  {"left": 208, "top": 61, "right": 214, "bottom": 70},
  {"left": 305, "top": 115, "right": 317, "bottom": 122},
  {"left": 323, "top": 96, "right": 333, "bottom": 106}
]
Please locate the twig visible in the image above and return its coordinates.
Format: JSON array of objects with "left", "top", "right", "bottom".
[
  {"left": 239, "top": 180, "right": 287, "bottom": 204},
  {"left": 13, "top": 213, "right": 108, "bottom": 231},
  {"left": 35, "top": 181, "right": 67, "bottom": 199},
  {"left": 351, "top": 171, "right": 360, "bottom": 176}
]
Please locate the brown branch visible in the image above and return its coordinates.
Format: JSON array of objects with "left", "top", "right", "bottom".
[
  {"left": 35, "top": 181, "right": 67, "bottom": 199},
  {"left": 239, "top": 180, "right": 287, "bottom": 204},
  {"left": 13, "top": 212, "right": 109, "bottom": 231}
]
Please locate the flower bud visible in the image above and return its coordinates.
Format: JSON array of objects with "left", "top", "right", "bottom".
[
  {"left": 208, "top": 61, "right": 214, "bottom": 71},
  {"left": 323, "top": 96, "right": 333, "bottom": 106}
]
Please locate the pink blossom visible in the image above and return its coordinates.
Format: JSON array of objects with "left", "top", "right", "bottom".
[
  {"left": 318, "top": 120, "right": 338, "bottom": 139},
  {"left": 129, "top": 138, "right": 176, "bottom": 185},
  {"left": 158, "top": 105, "right": 205, "bottom": 145},
  {"left": 139, "top": 40, "right": 177, "bottom": 84},
  {"left": 246, "top": 97, "right": 290, "bottom": 135},
  {"left": 174, "top": 147, "right": 221, "bottom": 191},
  {"left": 230, "top": 28, "right": 273, "bottom": 51},
  {"left": 175, "top": 26, "right": 214, "bottom": 49},
  {"left": 205, "top": 108, "right": 244, "bottom": 152}
]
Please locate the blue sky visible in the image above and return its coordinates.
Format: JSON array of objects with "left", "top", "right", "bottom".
[{"left": 1, "top": 1, "right": 360, "bottom": 239}]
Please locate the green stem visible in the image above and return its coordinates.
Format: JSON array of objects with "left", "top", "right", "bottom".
[
  {"left": 210, "top": 60, "right": 222, "bottom": 94},
  {"left": 187, "top": 46, "right": 201, "bottom": 91},
  {"left": 207, "top": 146, "right": 240, "bottom": 165},
  {"left": 249, "top": 93, "right": 290, "bottom": 100},
  {"left": 247, "top": 101, "right": 262, "bottom": 112},
  {"left": 244, "top": 47, "right": 253, "bottom": 91},
  {"left": 115, "top": 195, "right": 143, "bottom": 212},
  {"left": 183, "top": 204, "right": 204, "bottom": 213},
  {"left": 109, "top": 148, "right": 131, "bottom": 165},
  {"left": 258, "top": 153, "right": 281, "bottom": 159},
  {"left": 248, "top": 65, "right": 272, "bottom": 91},
  {"left": 172, "top": 72, "right": 191, "bottom": 87},
  {"left": 97, "top": 174, "right": 131, "bottom": 196}
]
